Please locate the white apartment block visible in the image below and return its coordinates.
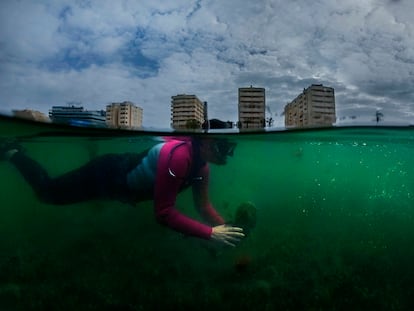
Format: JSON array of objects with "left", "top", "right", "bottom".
[
  {"left": 238, "top": 86, "right": 266, "bottom": 129},
  {"left": 106, "top": 101, "right": 143, "bottom": 129},
  {"left": 284, "top": 84, "right": 336, "bottom": 128},
  {"left": 171, "top": 94, "right": 205, "bottom": 129}
]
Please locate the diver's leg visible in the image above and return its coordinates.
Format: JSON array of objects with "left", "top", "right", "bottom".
[
  {"left": 48, "top": 152, "right": 148, "bottom": 204},
  {"left": 9, "top": 151, "right": 57, "bottom": 203},
  {"left": 0, "top": 140, "right": 24, "bottom": 161},
  {"left": 9, "top": 152, "right": 115, "bottom": 204},
  {"left": 10, "top": 152, "right": 146, "bottom": 205}
]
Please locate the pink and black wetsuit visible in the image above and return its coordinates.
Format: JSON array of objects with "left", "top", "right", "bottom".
[
  {"left": 127, "top": 139, "right": 224, "bottom": 239},
  {"left": 9, "top": 139, "right": 225, "bottom": 239}
]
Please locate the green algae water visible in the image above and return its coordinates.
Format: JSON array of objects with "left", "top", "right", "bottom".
[{"left": 1, "top": 116, "right": 413, "bottom": 310}]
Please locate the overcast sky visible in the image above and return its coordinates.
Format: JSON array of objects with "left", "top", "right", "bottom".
[{"left": 1, "top": 0, "right": 413, "bottom": 128}]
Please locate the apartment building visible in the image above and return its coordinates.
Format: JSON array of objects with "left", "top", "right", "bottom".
[
  {"left": 49, "top": 105, "right": 106, "bottom": 127},
  {"left": 171, "top": 94, "right": 205, "bottom": 129},
  {"left": 13, "top": 109, "right": 50, "bottom": 122},
  {"left": 238, "top": 86, "right": 266, "bottom": 129},
  {"left": 106, "top": 101, "right": 143, "bottom": 129},
  {"left": 284, "top": 84, "right": 336, "bottom": 128}
]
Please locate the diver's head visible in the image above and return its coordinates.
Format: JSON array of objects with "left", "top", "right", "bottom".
[{"left": 197, "top": 137, "right": 236, "bottom": 165}]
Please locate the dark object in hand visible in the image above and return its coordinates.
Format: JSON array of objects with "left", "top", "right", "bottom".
[{"left": 234, "top": 201, "right": 257, "bottom": 236}]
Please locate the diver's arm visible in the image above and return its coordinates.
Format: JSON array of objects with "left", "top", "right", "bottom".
[
  {"left": 192, "top": 164, "right": 244, "bottom": 246},
  {"left": 153, "top": 142, "right": 213, "bottom": 239},
  {"left": 192, "top": 164, "right": 225, "bottom": 225}
]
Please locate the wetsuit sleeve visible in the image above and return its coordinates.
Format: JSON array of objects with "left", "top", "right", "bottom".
[
  {"left": 154, "top": 142, "right": 213, "bottom": 240},
  {"left": 192, "top": 164, "right": 225, "bottom": 226}
]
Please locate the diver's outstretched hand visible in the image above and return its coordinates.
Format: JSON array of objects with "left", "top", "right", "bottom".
[{"left": 211, "top": 225, "right": 245, "bottom": 247}]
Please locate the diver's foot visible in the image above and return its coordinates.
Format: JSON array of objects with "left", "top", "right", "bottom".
[{"left": 0, "top": 139, "right": 23, "bottom": 160}]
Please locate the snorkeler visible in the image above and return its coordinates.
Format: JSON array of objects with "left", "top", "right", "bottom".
[{"left": 0, "top": 137, "right": 244, "bottom": 247}]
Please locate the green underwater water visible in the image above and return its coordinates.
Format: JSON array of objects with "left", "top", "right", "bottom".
[{"left": 1, "top": 116, "right": 413, "bottom": 310}]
